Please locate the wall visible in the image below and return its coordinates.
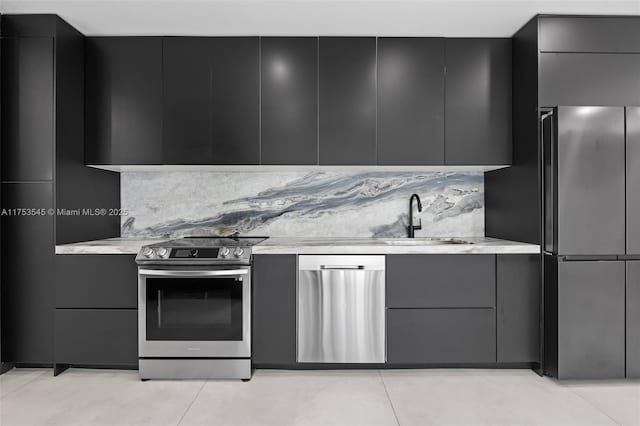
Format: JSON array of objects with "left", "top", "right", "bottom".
[{"left": 121, "top": 171, "right": 484, "bottom": 238}]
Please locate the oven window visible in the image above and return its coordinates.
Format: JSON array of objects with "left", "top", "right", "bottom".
[{"left": 146, "top": 277, "right": 243, "bottom": 341}]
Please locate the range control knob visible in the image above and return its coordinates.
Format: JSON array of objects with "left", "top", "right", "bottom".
[
  {"left": 233, "top": 247, "right": 245, "bottom": 258},
  {"left": 157, "top": 247, "right": 169, "bottom": 258},
  {"left": 220, "top": 247, "right": 230, "bottom": 258},
  {"left": 142, "top": 247, "right": 154, "bottom": 258}
]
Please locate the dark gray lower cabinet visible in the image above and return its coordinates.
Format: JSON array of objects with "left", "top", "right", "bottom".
[
  {"left": 556, "top": 261, "right": 625, "bottom": 379},
  {"left": 387, "top": 308, "right": 496, "bottom": 364},
  {"left": 252, "top": 255, "right": 296, "bottom": 366},
  {"left": 497, "top": 254, "right": 540, "bottom": 363},
  {"left": 627, "top": 262, "right": 640, "bottom": 378},
  {"left": 54, "top": 309, "right": 137, "bottom": 367}
]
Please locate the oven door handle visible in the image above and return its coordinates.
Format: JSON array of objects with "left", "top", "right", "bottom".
[{"left": 138, "top": 269, "right": 249, "bottom": 277}]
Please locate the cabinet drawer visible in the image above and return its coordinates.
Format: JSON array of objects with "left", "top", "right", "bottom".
[
  {"left": 387, "top": 308, "right": 496, "bottom": 364},
  {"left": 54, "top": 309, "right": 137, "bottom": 366},
  {"left": 386, "top": 255, "right": 495, "bottom": 308},
  {"left": 55, "top": 255, "right": 137, "bottom": 308}
]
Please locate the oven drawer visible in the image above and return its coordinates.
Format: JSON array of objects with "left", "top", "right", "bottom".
[{"left": 54, "top": 309, "right": 138, "bottom": 367}]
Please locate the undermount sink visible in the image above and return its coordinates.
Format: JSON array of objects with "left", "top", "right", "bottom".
[{"left": 382, "top": 238, "right": 473, "bottom": 246}]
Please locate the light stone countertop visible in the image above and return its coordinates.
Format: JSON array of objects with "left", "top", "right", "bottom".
[{"left": 55, "top": 236, "right": 539, "bottom": 255}]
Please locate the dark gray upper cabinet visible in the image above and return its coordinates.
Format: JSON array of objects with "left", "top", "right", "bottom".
[
  {"left": 540, "top": 53, "right": 640, "bottom": 107},
  {"left": 627, "top": 107, "right": 640, "bottom": 255},
  {"left": 554, "top": 107, "right": 625, "bottom": 256},
  {"left": 252, "top": 255, "right": 297, "bottom": 366},
  {"left": 497, "top": 254, "right": 540, "bottom": 363},
  {"left": 445, "top": 39, "right": 512, "bottom": 165},
  {"left": 627, "top": 261, "right": 640, "bottom": 378},
  {"left": 210, "top": 38, "right": 260, "bottom": 165},
  {"left": 163, "top": 38, "right": 213, "bottom": 164},
  {"left": 1, "top": 37, "right": 54, "bottom": 181},
  {"left": 540, "top": 16, "right": 640, "bottom": 53},
  {"left": 319, "top": 37, "right": 376, "bottom": 165},
  {"left": 261, "top": 37, "right": 318, "bottom": 165},
  {"left": 377, "top": 38, "right": 444, "bottom": 165},
  {"left": 556, "top": 260, "right": 625, "bottom": 379},
  {"left": 85, "top": 37, "right": 163, "bottom": 165}
]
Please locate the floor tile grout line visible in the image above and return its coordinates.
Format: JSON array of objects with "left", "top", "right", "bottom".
[
  {"left": 176, "top": 380, "right": 207, "bottom": 426},
  {"left": 378, "top": 370, "right": 401, "bottom": 426},
  {"left": 0, "top": 368, "right": 50, "bottom": 400},
  {"left": 563, "top": 386, "right": 623, "bottom": 426}
]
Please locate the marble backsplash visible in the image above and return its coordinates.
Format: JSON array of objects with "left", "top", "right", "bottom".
[{"left": 120, "top": 171, "right": 484, "bottom": 238}]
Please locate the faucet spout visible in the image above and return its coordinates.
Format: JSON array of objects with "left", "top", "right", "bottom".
[{"left": 407, "top": 193, "right": 423, "bottom": 238}]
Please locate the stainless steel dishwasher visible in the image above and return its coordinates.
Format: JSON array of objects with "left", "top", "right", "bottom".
[{"left": 297, "top": 255, "right": 385, "bottom": 363}]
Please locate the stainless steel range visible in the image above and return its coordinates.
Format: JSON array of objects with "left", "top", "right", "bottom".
[{"left": 135, "top": 236, "right": 267, "bottom": 380}]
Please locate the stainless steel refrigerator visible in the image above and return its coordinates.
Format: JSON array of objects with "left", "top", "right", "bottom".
[{"left": 542, "top": 106, "right": 640, "bottom": 379}]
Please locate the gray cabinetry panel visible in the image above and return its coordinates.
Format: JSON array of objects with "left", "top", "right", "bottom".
[
  {"left": 540, "top": 16, "right": 640, "bottom": 53},
  {"left": 54, "top": 309, "right": 137, "bottom": 366},
  {"left": 540, "top": 53, "right": 640, "bottom": 106},
  {"left": 319, "top": 37, "right": 376, "bottom": 165},
  {"left": 55, "top": 255, "right": 138, "bottom": 309},
  {"left": 377, "top": 38, "right": 444, "bottom": 165},
  {"left": 386, "top": 255, "right": 495, "bottom": 308},
  {"left": 445, "top": 38, "right": 511, "bottom": 165},
  {"left": 497, "top": 254, "right": 540, "bottom": 363},
  {"left": 556, "top": 107, "right": 625, "bottom": 255},
  {"left": 557, "top": 261, "right": 625, "bottom": 379},
  {"left": 627, "top": 107, "right": 640, "bottom": 255},
  {"left": 387, "top": 308, "right": 496, "bottom": 364},
  {"left": 627, "top": 262, "right": 640, "bottom": 378},
  {"left": 252, "top": 255, "right": 297, "bottom": 366},
  {"left": 1, "top": 37, "right": 54, "bottom": 181},
  {"left": 261, "top": 37, "right": 318, "bottom": 165}
]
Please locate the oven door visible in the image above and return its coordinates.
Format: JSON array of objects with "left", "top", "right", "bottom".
[{"left": 138, "top": 266, "right": 250, "bottom": 358}]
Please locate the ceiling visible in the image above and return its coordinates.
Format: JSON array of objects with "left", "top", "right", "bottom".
[{"left": 1, "top": 0, "right": 639, "bottom": 37}]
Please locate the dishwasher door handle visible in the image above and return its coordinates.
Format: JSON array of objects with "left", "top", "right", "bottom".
[{"left": 320, "top": 265, "right": 365, "bottom": 270}]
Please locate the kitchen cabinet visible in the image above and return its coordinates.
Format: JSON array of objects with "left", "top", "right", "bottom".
[
  {"left": 627, "top": 262, "right": 640, "bottom": 378},
  {"left": 54, "top": 309, "right": 137, "bottom": 367},
  {"left": 377, "top": 38, "right": 444, "bottom": 165},
  {"left": 627, "top": 107, "right": 640, "bottom": 255},
  {"left": 445, "top": 39, "right": 511, "bottom": 165},
  {"left": 387, "top": 308, "right": 496, "bottom": 364},
  {"left": 497, "top": 254, "right": 540, "bottom": 363},
  {"left": 319, "top": 37, "right": 376, "bottom": 165},
  {"left": 386, "top": 255, "right": 495, "bottom": 308},
  {"left": 1, "top": 183, "right": 54, "bottom": 364},
  {"left": 162, "top": 37, "right": 213, "bottom": 164},
  {"left": 252, "top": 255, "right": 296, "bottom": 366},
  {"left": 539, "top": 16, "right": 640, "bottom": 53},
  {"left": 261, "top": 37, "right": 318, "bottom": 165},
  {"left": 556, "top": 261, "right": 625, "bottom": 379},
  {"left": 55, "top": 255, "right": 138, "bottom": 309},
  {"left": 1, "top": 37, "right": 54, "bottom": 181},
  {"left": 85, "top": 37, "right": 163, "bottom": 165},
  {"left": 539, "top": 53, "right": 640, "bottom": 107}
]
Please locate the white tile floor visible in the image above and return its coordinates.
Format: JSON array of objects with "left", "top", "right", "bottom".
[{"left": 0, "top": 368, "right": 638, "bottom": 426}]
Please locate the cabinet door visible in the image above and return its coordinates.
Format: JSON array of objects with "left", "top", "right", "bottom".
[
  {"left": 261, "top": 37, "right": 318, "bottom": 165},
  {"left": 54, "top": 309, "right": 137, "bottom": 367},
  {"left": 540, "top": 16, "right": 640, "bottom": 53},
  {"left": 556, "top": 107, "right": 625, "bottom": 256},
  {"left": 387, "top": 308, "right": 496, "bottom": 364},
  {"left": 1, "top": 183, "right": 54, "bottom": 364},
  {"left": 387, "top": 255, "right": 495, "bottom": 308},
  {"left": 377, "top": 38, "right": 444, "bottom": 165},
  {"left": 85, "top": 37, "right": 162, "bottom": 165},
  {"left": 557, "top": 261, "right": 625, "bottom": 379},
  {"left": 252, "top": 255, "right": 296, "bottom": 366},
  {"left": 445, "top": 39, "right": 511, "bottom": 165},
  {"left": 627, "top": 261, "right": 640, "bottom": 378},
  {"left": 210, "top": 38, "right": 259, "bottom": 165},
  {"left": 540, "top": 53, "right": 640, "bottom": 106},
  {"left": 497, "top": 255, "right": 540, "bottom": 363},
  {"left": 319, "top": 37, "right": 376, "bottom": 165},
  {"left": 163, "top": 37, "right": 212, "bottom": 164},
  {"left": 627, "top": 107, "right": 640, "bottom": 255},
  {"left": 1, "top": 37, "right": 54, "bottom": 181}
]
